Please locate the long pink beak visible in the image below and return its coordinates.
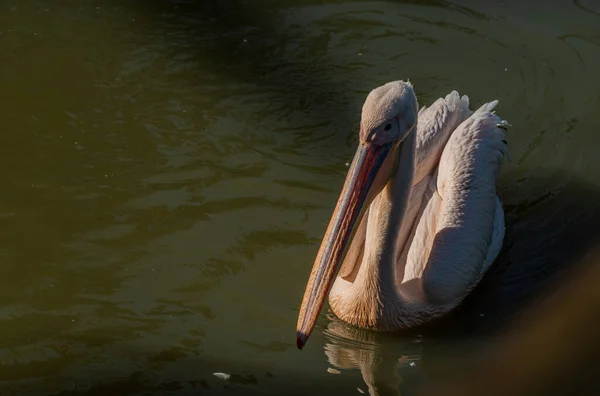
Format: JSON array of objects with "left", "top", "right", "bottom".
[{"left": 296, "top": 140, "right": 394, "bottom": 349}]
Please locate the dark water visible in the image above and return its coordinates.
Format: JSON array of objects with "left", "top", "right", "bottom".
[{"left": 1, "top": 0, "right": 600, "bottom": 395}]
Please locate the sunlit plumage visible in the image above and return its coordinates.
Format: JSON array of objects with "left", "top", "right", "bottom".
[{"left": 296, "top": 80, "right": 510, "bottom": 349}]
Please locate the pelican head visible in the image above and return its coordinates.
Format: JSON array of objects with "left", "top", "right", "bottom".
[{"left": 296, "top": 81, "right": 419, "bottom": 349}]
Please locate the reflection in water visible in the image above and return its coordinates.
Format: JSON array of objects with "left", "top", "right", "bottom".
[{"left": 323, "top": 312, "right": 420, "bottom": 396}]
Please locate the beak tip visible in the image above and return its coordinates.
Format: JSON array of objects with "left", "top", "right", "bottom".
[{"left": 296, "top": 332, "right": 308, "bottom": 350}]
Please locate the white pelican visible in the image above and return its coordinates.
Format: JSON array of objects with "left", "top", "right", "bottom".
[{"left": 296, "top": 80, "right": 510, "bottom": 349}]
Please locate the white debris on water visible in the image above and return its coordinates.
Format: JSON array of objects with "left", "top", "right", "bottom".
[{"left": 213, "top": 372, "right": 231, "bottom": 380}]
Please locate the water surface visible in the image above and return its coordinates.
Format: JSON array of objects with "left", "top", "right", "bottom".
[{"left": 1, "top": 0, "right": 600, "bottom": 394}]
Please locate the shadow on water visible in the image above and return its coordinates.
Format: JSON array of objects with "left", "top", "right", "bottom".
[
  {"left": 126, "top": 0, "right": 354, "bottom": 122},
  {"left": 320, "top": 168, "right": 600, "bottom": 396},
  {"left": 417, "top": 253, "right": 600, "bottom": 395},
  {"left": 124, "top": 0, "right": 492, "bottom": 126}
]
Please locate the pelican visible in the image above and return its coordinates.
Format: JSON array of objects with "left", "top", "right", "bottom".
[{"left": 296, "top": 80, "right": 510, "bottom": 349}]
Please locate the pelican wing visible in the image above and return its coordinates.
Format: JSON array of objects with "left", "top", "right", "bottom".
[
  {"left": 394, "top": 91, "right": 474, "bottom": 272},
  {"left": 413, "top": 91, "right": 472, "bottom": 184},
  {"left": 415, "top": 101, "right": 509, "bottom": 304}
]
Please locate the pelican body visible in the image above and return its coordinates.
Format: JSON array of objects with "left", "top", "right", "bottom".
[{"left": 296, "top": 81, "right": 509, "bottom": 349}]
